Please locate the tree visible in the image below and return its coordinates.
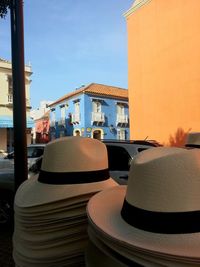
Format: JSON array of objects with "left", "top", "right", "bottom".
[
  {"left": 168, "top": 127, "right": 191, "bottom": 147},
  {"left": 0, "top": 0, "right": 10, "bottom": 18}
]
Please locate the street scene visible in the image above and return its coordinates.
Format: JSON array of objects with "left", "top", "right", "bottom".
[{"left": 1, "top": 0, "right": 200, "bottom": 266}]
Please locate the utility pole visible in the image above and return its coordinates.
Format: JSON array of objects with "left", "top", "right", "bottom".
[{"left": 10, "top": 0, "right": 28, "bottom": 192}]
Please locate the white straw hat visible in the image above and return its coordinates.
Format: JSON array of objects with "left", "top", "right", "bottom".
[
  {"left": 185, "top": 132, "right": 200, "bottom": 148},
  {"left": 15, "top": 136, "right": 117, "bottom": 207},
  {"left": 85, "top": 240, "right": 129, "bottom": 267},
  {"left": 87, "top": 147, "right": 200, "bottom": 258}
]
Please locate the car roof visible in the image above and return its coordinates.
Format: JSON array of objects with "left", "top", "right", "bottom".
[
  {"left": 101, "top": 139, "right": 161, "bottom": 147},
  {"left": 101, "top": 139, "right": 162, "bottom": 158},
  {"left": 27, "top": 144, "right": 46, "bottom": 148}
]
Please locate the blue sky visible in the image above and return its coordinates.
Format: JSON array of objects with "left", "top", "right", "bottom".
[{"left": 0, "top": 0, "right": 133, "bottom": 109}]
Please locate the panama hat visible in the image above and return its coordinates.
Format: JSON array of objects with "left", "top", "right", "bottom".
[
  {"left": 13, "top": 136, "right": 118, "bottom": 267},
  {"left": 87, "top": 147, "right": 200, "bottom": 259},
  {"left": 87, "top": 225, "right": 199, "bottom": 266},
  {"left": 14, "top": 194, "right": 91, "bottom": 214},
  {"left": 86, "top": 228, "right": 160, "bottom": 267},
  {"left": 85, "top": 240, "right": 131, "bottom": 267},
  {"left": 185, "top": 132, "right": 200, "bottom": 148},
  {"left": 15, "top": 136, "right": 117, "bottom": 208}
]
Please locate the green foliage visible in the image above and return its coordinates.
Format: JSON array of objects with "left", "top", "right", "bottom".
[{"left": 0, "top": 0, "right": 10, "bottom": 18}]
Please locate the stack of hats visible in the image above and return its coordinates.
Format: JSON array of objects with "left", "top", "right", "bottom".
[
  {"left": 86, "top": 147, "right": 200, "bottom": 266},
  {"left": 13, "top": 136, "right": 118, "bottom": 267},
  {"left": 185, "top": 132, "right": 200, "bottom": 148}
]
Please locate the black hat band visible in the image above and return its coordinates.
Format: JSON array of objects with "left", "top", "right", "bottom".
[
  {"left": 38, "top": 168, "right": 110, "bottom": 185},
  {"left": 121, "top": 199, "right": 200, "bottom": 234}
]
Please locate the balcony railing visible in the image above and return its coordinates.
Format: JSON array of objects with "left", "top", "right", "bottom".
[
  {"left": 71, "top": 113, "right": 81, "bottom": 124},
  {"left": 116, "top": 114, "right": 128, "bottom": 125},
  {"left": 91, "top": 112, "right": 105, "bottom": 124}
]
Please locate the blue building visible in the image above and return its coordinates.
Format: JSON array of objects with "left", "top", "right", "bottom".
[{"left": 48, "top": 83, "right": 129, "bottom": 140}]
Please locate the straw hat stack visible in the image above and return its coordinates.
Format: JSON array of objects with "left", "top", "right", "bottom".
[
  {"left": 86, "top": 147, "right": 200, "bottom": 266},
  {"left": 185, "top": 132, "right": 200, "bottom": 148},
  {"left": 13, "top": 136, "right": 118, "bottom": 267}
]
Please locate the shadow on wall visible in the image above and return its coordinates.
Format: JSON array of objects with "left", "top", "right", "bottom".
[{"left": 168, "top": 127, "right": 192, "bottom": 147}]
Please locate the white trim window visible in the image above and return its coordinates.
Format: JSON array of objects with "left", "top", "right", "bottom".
[
  {"left": 52, "top": 110, "right": 56, "bottom": 121},
  {"left": 116, "top": 103, "right": 128, "bottom": 125},
  {"left": 92, "top": 100, "right": 101, "bottom": 113},
  {"left": 50, "top": 109, "right": 56, "bottom": 127},
  {"left": 91, "top": 100, "right": 105, "bottom": 124},
  {"left": 60, "top": 106, "right": 65, "bottom": 120},
  {"left": 74, "top": 101, "right": 80, "bottom": 114},
  {"left": 71, "top": 101, "right": 81, "bottom": 123},
  {"left": 59, "top": 105, "right": 66, "bottom": 125},
  {"left": 7, "top": 75, "right": 13, "bottom": 104},
  {"left": 117, "top": 129, "right": 126, "bottom": 140},
  {"left": 117, "top": 103, "right": 125, "bottom": 116},
  {"left": 7, "top": 75, "right": 13, "bottom": 94}
]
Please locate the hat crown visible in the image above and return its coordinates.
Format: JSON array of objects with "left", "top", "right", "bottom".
[
  {"left": 186, "top": 132, "right": 200, "bottom": 146},
  {"left": 126, "top": 147, "right": 200, "bottom": 212},
  {"left": 41, "top": 137, "right": 108, "bottom": 173}
]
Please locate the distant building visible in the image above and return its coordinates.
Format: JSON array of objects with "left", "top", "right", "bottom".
[
  {"left": 0, "top": 58, "right": 33, "bottom": 152},
  {"left": 34, "top": 111, "right": 50, "bottom": 144},
  {"left": 48, "top": 83, "right": 129, "bottom": 140},
  {"left": 30, "top": 100, "right": 52, "bottom": 143},
  {"left": 125, "top": 0, "right": 200, "bottom": 146}
]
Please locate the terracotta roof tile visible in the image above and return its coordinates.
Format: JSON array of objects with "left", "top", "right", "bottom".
[{"left": 49, "top": 83, "right": 128, "bottom": 107}]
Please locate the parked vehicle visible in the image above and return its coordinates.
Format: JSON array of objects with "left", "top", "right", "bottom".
[
  {"left": 0, "top": 150, "right": 7, "bottom": 159},
  {"left": 0, "top": 144, "right": 45, "bottom": 170},
  {"left": 0, "top": 139, "right": 161, "bottom": 225},
  {"left": 0, "top": 144, "right": 45, "bottom": 225},
  {"left": 102, "top": 139, "right": 161, "bottom": 185}
]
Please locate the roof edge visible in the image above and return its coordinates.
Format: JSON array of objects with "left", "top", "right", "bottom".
[
  {"left": 49, "top": 83, "right": 127, "bottom": 107},
  {"left": 124, "top": 0, "right": 152, "bottom": 18}
]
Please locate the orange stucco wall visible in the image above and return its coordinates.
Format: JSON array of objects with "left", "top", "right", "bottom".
[{"left": 126, "top": 0, "right": 200, "bottom": 146}]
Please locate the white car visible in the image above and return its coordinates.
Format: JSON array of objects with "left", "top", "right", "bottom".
[{"left": 0, "top": 144, "right": 45, "bottom": 170}]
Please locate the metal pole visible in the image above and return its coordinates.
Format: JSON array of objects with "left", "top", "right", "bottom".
[{"left": 10, "top": 0, "right": 28, "bottom": 192}]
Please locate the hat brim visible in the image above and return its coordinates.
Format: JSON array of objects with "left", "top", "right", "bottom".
[
  {"left": 13, "top": 236, "right": 88, "bottom": 259},
  {"left": 88, "top": 226, "right": 199, "bottom": 266},
  {"left": 85, "top": 240, "right": 130, "bottom": 267},
  {"left": 87, "top": 186, "right": 200, "bottom": 258},
  {"left": 14, "top": 223, "right": 87, "bottom": 243},
  {"left": 15, "top": 175, "right": 117, "bottom": 208},
  {"left": 14, "top": 200, "right": 88, "bottom": 214}
]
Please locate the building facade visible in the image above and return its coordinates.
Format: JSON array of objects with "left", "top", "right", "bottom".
[
  {"left": 125, "top": 0, "right": 200, "bottom": 146},
  {"left": 30, "top": 100, "right": 52, "bottom": 144},
  {"left": 0, "top": 58, "right": 33, "bottom": 152},
  {"left": 49, "top": 83, "right": 129, "bottom": 140},
  {"left": 34, "top": 111, "right": 50, "bottom": 144}
]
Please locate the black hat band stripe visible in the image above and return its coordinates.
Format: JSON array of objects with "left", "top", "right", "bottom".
[
  {"left": 38, "top": 169, "right": 110, "bottom": 184},
  {"left": 185, "top": 144, "right": 200, "bottom": 148},
  {"left": 121, "top": 199, "right": 200, "bottom": 234}
]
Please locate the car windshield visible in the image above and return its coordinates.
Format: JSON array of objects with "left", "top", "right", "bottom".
[
  {"left": 27, "top": 147, "right": 44, "bottom": 158},
  {"left": 3, "top": 146, "right": 44, "bottom": 159}
]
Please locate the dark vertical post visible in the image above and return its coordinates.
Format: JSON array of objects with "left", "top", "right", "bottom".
[{"left": 10, "top": 0, "right": 27, "bottom": 192}]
